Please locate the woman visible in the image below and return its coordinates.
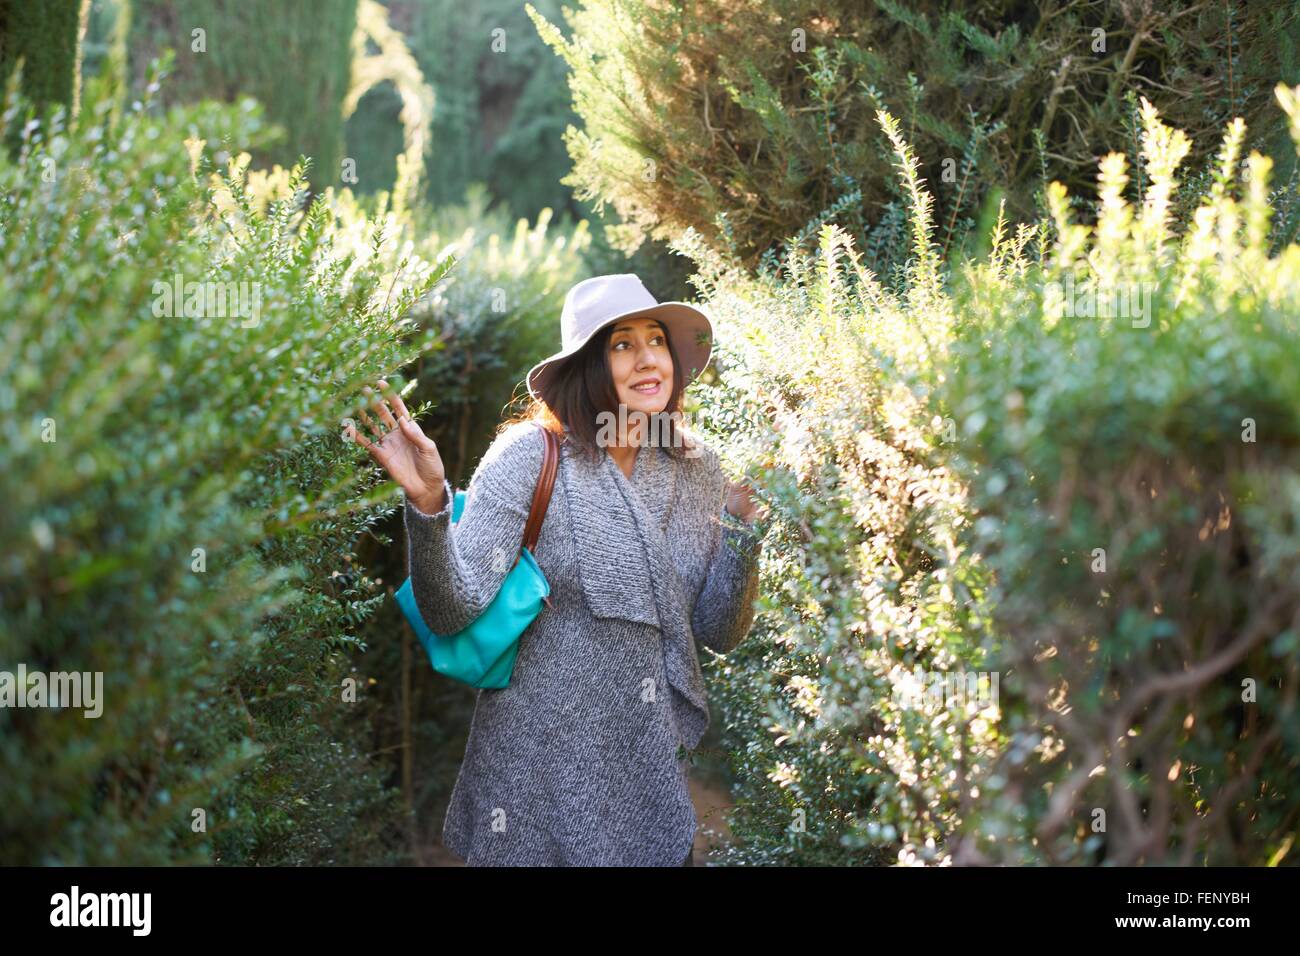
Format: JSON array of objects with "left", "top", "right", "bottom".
[{"left": 349, "top": 274, "right": 765, "bottom": 866}]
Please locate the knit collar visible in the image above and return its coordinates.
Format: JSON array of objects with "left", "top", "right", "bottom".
[
  {"left": 559, "top": 433, "right": 710, "bottom": 750},
  {"left": 608, "top": 439, "right": 678, "bottom": 532}
]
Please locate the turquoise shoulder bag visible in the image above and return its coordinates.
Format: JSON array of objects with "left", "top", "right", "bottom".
[{"left": 394, "top": 423, "right": 559, "bottom": 688}]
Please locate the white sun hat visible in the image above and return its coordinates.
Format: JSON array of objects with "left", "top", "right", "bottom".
[{"left": 526, "top": 274, "right": 714, "bottom": 402}]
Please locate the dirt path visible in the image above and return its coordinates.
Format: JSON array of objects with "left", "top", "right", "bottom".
[{"left": 688, "top": 772, "right": 736, "bottom": 862}]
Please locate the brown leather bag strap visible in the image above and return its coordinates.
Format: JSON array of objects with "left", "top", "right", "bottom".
[{"left": 519, "top": 422, "right": 559, "bottom": 557}]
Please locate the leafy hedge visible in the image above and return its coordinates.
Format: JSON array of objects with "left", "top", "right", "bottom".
[
  {"left": 940, "top": 92, "right": 1300, "bottom": 864},
  {"left": 0, "top": 63, "right": 450, "bottom": 864},
  {"left": 673, "top": 110, "right": 997, "bottom": 865},
  {"left": 674, "top": 87, "right": 1300, "bottom": 865}
]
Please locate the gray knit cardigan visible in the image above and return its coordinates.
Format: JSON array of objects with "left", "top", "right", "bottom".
[{"left": 403, "top": 420, "right": 763, "bottom": 866}]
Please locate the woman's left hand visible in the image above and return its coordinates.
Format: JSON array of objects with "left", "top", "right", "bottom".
[{"left": 724, "top": 479, "right": 766, "bottom": 525}]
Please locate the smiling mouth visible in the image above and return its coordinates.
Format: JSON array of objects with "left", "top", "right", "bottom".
[{"left": 631, "top": 381, "right": 661, "bottom": 394}]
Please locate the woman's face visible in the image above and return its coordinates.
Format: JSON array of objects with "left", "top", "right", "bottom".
[{"left": 608, "top": 316, "right": 674, "bottom": 417}]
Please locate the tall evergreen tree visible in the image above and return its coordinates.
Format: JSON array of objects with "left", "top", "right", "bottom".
[
  {"left": 129, "top": 0, "right": 359, "bottom": 190},
  {"left": 529, "top": 0, "right": 1300, "bottom": 272},
  {"left": 0, "top": 0, "right": 89, "bottom": 119}
]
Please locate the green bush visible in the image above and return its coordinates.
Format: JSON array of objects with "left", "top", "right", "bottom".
[
  {"left": 530, "top": 0, "right": 1300, "bottom": 273},
  {"left": 668, "top": 109, "right": 998, "bottom": 866},
  {"left": 938, "top": 91, "right": 1300, "bottom": 865},
  {"left": 0, "top": 63, "right": 451, "bottom": 864},
  {"left": 675, "top": 86, "right": 1300, "bottom": 866}
]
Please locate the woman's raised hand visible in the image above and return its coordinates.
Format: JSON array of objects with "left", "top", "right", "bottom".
[
  {"left": 724, "top": 478, "right": 767, "bottom": 525},
  {"left": 345, "top": 380, "right": 447, "bottom": 514}
]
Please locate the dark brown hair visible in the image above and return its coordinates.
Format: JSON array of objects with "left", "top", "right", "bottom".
[{"left": 499, "top": 318, "right": 699, "bottom": 464}]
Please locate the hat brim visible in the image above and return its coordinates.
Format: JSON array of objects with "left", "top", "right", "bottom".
[{"left": 526, "top": 301, "right": 713, "bottom": 402}]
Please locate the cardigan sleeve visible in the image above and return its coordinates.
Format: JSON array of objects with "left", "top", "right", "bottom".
[
  {"left": 691, "top": 509, "right": 763, "bottom": 655},
  {"left": 402, "top": 423, "right": 545, "bottom": 636}
]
